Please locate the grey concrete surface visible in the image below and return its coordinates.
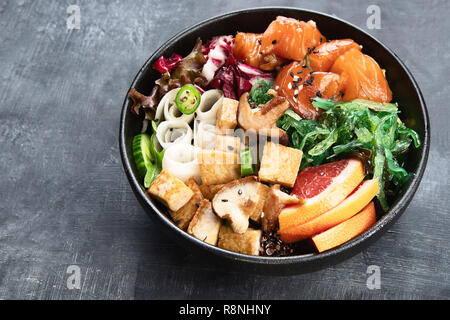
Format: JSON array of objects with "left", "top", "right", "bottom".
[{"left": 0, "top": 0, "right": 449, "bottom": 299}]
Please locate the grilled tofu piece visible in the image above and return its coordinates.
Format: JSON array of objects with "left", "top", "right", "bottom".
[
  {"left": 217, "top": 225, "right": 262, "bottom": 256},
  {"left": 148, "top": 170, "right": 194, "bottom": 211},
  {"left": 170, "top": 178, "right": 204, "bottom": 230},
  {"left": 187, "top": 199, "right": 221, "bottom": 245},
  {"left": 198, "top": 150, "right": 241, "bottom": 185},
  {"left": 216, "top": 98, "right": 239, "bottom": 133},
  {"left": 215, "top": 135, "right": 242, "bottom": 153},
  {"left": 199, "top": 183, "right": 225, "bottom": 201},
  {"left": 249, "top": 183, "right": 271, "bottom": 224},
  {"left": 258, "top": 142, "right": 303, "bottom": 188}
]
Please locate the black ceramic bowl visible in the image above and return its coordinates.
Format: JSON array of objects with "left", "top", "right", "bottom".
[{"left": 119, "top": 7, "right": 429, "bottom": 274}]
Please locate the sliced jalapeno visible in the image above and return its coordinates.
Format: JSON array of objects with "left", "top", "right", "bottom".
[
  {"left": 175, "top": 84, "right": 201, "bottom": 115},
  {"left": 240, "top": 148, "right": 254, "bottom": 177}
]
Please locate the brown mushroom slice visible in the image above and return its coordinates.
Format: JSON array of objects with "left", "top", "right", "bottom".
[
  {"left": 237, "top": 93, "right": 290, "bottom": 131},
  {"left": 199, "top": 183, "right": 225, "bottom": 201},
  {"left": 249, "top": 183, "right": 271, "bottom": 224},
  {"left": 212, "top": 176, "right": 263, "bottom": 234},
  {"left": 258, "top": 127, "right": 289, "bottom": 146},
  {"left": 262, "top": 185, "right": 304, "bottom": 232},
  {"left": 218, "top": 225, "right": 262, "bottom": 256}
]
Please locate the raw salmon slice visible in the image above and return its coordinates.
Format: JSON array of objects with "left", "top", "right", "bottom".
[
  {"left": 309, "top": 39, "right": 362, "bottom": 72},
  {"left": 233, "top": 33, "right": 263, "bottom": 68},
  {"left": 261, "top": 16, "right": 325, "bottom": 61},
  {"left": 274, "top": 61, "right": 344, "bottom": 120},
  {"left": 330, "top": 48, "right": 392, "bottom": 102},
  {"left": 233, "top": 32, "right": 285, "bottom": 71},
  {"left": 280, "top": 179, "right": 378, "bottom": 243},
  {"left": 278, "top": 159, "right": 365, "bottom": 230}
]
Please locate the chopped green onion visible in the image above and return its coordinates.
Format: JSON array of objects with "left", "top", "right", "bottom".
[{"left": 240, "top": 148, "right": 254, "bottom": 177}]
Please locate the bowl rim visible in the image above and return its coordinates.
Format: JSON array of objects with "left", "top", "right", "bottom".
[{"left": 119, "top": 6, "right": 430, "bottom": 266}]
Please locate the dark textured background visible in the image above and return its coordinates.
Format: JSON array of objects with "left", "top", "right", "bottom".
[{"left": 0, "top": 0, "right": 449, "bottom": 299}]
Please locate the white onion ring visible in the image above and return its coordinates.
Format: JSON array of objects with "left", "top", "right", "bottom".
[
  {"left": 195, "top": 89, "right": 224, "bottom": 125},
  {"left": 156, "top": 120, "right": 193, "bottom": 149},
  {"left": 194, "top": 120, "right": 217, "bottom": 150},
  {"left": 162, "top": 143, "right": 201, "bottom": 183}
]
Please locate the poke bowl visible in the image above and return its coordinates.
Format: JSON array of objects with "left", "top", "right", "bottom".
[{"left": 119, "top": 7, "right": 429, "bottom": 274}]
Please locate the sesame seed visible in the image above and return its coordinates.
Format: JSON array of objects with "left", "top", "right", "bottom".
[
  {"left": 297, "top": 70, "right": 303, "bottom": 74},
  {"left": 288, "top": 82, "right": 292, "bottom": 89},
  {"left": 316, "top": 91, "right": 322, "bottom": 98},
  {"left": 238, "top": 189, "right": 242, "bottom": 195},
  {"left": 313, "top": 50, "right": 319, "bottom": 54},
  {"left": 272, "top": 40, "right": 277, "bottom": 44},
  {"left": 290, "top": 72, "right": 294, "bottom": 77},
  {"left": 221, "top": 199, "right": 228, "bottom": 202}
]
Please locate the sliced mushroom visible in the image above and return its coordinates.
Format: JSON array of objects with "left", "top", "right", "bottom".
[
  {"left": 262, "top": 185, "right": 304, "bottom": 232},
  {"left": 258, "top": 127, "right": 289, "bottom": 146},
  {"left": 199, "top": 183, "right": 225, "bottom": 201},
  {"left": 237, "top": 93, "right": 289, "bottom": 131},
  {"left": 212, "top": 176, "right": 263, "bottom": 234}
]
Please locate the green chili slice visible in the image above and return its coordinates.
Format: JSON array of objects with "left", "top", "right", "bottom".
[
  {"left": 240, "top": 148, "right": 254, "bottom": 177},
  {"left": 175, "top": 84, "right": 201, "bottom": 115}
]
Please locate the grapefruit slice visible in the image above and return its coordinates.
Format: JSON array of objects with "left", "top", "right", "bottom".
[
  {"left": 312, "top": 202, "right": 376, "bottom": 253},
  {"left": 280, "top": 179, "right": 378, "bottom": 243},
  {"left": 278, "top": 159, "right": 365, "bottom": 230}
]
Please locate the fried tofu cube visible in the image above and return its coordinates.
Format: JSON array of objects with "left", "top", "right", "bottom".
[
  {"left": 216, "top": 98, "right": 239, "bottom": 133},
  {"left": 170, "top": 178, "right": 204, "bottom": 230},
  {"left": 217, "top": 225, "right": 262, "bottom": 256},
  {"left": 187, "top": 199, "right": 221, "bottom": 245},
  {"left": 199, "top": 183, "right": 225, "bottom": 201},
  {"left": 215, "top": 135, "right": 242, "bottom": 153},
  {"left": 148, "top": 170, "right": 194, "bottom": 211},
  {"left": 249, "top": 183, "right": 271, "bottom": 223},
  {"left": 258, "top": 142, "right": 303, "bottom": 188},
  {"left": 198, "top": 150, "right": 241, "bottom": 185}
]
